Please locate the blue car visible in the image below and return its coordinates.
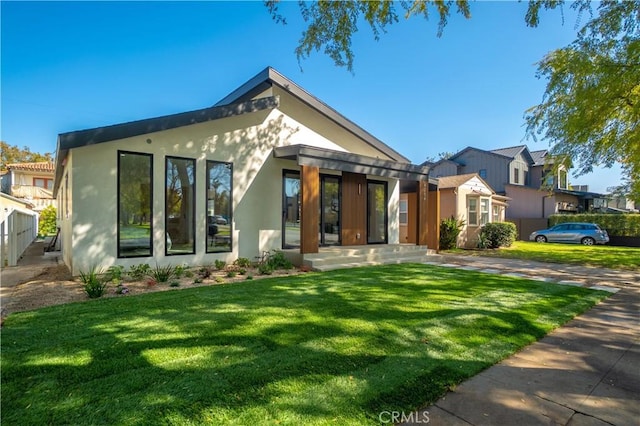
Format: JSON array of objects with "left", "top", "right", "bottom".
[{"left": 529, "top": 222, "right": 609, "bottom": 245}]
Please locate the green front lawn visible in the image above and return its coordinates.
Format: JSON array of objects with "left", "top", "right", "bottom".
[
  {"left": 463, "top": 241, "right": 640, "bottom": 271},
  {"left": 1, "top": 264, "right": 607, "bottom": 425}
]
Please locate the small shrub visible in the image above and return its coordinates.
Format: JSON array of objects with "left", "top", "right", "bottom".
[
  {"left": 246, "top": 275, "right": 253, "bottom": 280},
  {"left": 440, "top": 216, "right": 465, "bottom": 250},
  {"left": 79, "top": 267, "right": 108, "bottom": 299},
  {"left": 149, "top": 263, "right": 175, "bottom": 283},
  {"left": 193, "top": 277, "right": 203, "bottom": 284},
  {"left": 129, "top": 263, "right": 151, "bottom": 280},
  {"left": 146, "top": 278, "right": 157, "bottom": 288},
  {"left": 105, "top": 265, "right": 125, "bottom": 284},
  {"left": 226, "top": 270, "right": 237, "bottom": 278},
  {"left": 174, "top": 265, "right": 187, "bottom": 278},
  {"left": 234, "top": 257, "right": 252, "bottom": 268},
  {"left": 258, "top": 263, "right": 274, "bottom": 275},
  {"left": 198, "top": 266, "right": 212, "bottom": 279},
  {"left": 185, "top": 270, "right": 194, "bottom": 278},
  {"left": 169, "top": 281, "right": 180, "bottom": 287},
  {"left": 214, "top": 259, "right": 227, "bottom": 270},
  {"left": 238, "top": 268, "right": 247, "bottom": 275},
  {"left": 115, "top": 284, "right": 129, "bottom": 295},
  {"left": 215, "top": 277, "right": 224, "bottom": 283},
  {"left": 266, "top": 250, "right": 293, "bottom": 270},
  {"left": 479, "top": 222, "right": 517, "bottom": 249}
]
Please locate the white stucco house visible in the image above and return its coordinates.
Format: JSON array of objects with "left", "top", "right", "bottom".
[{"left": 53, "top": 67, "right": 439, "bottom": 275}]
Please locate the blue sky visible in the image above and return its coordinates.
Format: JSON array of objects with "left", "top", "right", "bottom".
[{"left": 1, "top": 1, "right": 621, "bottom": 193}]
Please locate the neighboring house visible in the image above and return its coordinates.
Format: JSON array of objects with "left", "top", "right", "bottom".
[
  {"left": 436, "top": 173, "right": 509, "bottom": 248},
  {"left": 425, "top": 145, "right": 608, "bottom": 238},
  {"left": 53, "top": 67, "right": 439, "bottom": 275},
  {"left": 1, "top": 162, "right": 56, "bottom": 212}
]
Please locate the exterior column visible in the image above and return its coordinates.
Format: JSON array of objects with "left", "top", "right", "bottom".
[
  {"left": 427, "top": 183, "right": 440, "bottom": 250},
  {"left": 300, "top": 165, "right": 319, "bottom": 254}
]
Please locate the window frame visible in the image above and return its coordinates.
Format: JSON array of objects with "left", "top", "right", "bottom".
[
  {"left": 479, "top": 198, "right": 490, "bottom": 226},
  {"left": 165, "top": 156, "right": 196, "bottom": 256},
  {"left": 468, "top": 197, "right": 478, "bottom": 226},
  {"left": 117, "top": 151, "right": 153, "bottom": 259},
  {"left": 366, "top": 180, "right": 388, "bottom": 244},
  {"left": 206, "top": 160, "right": 233, "bottom": 253}
]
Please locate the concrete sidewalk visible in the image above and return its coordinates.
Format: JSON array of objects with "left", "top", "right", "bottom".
[{"left": 405, "top": 256, "right": 639, "bottom": 426}]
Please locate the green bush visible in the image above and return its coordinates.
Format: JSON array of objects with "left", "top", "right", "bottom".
[
  {"left": 479, "top": 222, "right": 517, "bottom": 249},
  {"left": 266, "top": 250, "right": 293, "bottom": 270},
  {"left": 128, "top": 263, "right": 150, "bottom": 280},
  {"left": 214, "top": 259, "right": 226, "bottom": 270},
  {"left": 148, "top": 263, "right": 175, "bottom": 283},
  {"left": 550, "top": 213, "right": 640, "bottom": 237},
  {"left": 234, "top": 257, "right": 252, "bottom": 268},
  {"left": 79, "top": 267, "right": 108, "bottom": 299},
  {"left": 38, "top": 205, "right": 57, "bottom": 237},
  {"left": 439, "top": 216, "right": 465, "bottom": 250}
]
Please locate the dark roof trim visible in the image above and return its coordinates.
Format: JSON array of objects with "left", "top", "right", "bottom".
[
  {"left": 53, "top": 96, "right": 279, "bottom": 196},
  {"left": 58, "top": 96, "right": 279, "bottom": 151},
  {"left": 274, "top": 145, "right": 433, "bottom": 182},
  {"left": 217, "top": 67, "right": 410, "bottom": 163}
]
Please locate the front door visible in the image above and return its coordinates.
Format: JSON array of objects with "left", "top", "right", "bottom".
[{"left": 319, "top": 175, "right": 341, "bottom": 246}]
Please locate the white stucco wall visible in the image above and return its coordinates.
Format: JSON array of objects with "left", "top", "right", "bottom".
[{"left": 63, "top": 97, "right": 406, "bottom": 275}]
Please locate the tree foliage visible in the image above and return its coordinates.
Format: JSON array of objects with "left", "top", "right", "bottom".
[
  {"left": 1, "top": 141, "right": 53, "bottom": 170},
  {"left": 266, "top": 0, "right": 640, "bottom": 200},
  {"left": 525, "top": 1, "right": 640, "bottom": 201},
  {"left": 265, "top": 0, "right": 471, "bottom": 71},
  {"left": 38, "top": 205, "right": 57, "bottom": 237}
]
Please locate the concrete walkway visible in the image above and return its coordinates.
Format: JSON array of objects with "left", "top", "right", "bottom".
[
  {"left": 404, "top": 255, "right": 639, "bottom": 426},
  {"left": 0, "top": 238, "right": 60, "bottom": 318}
]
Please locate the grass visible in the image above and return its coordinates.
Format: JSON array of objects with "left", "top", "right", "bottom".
[
  {"left": 1, "top": 264, "right": 608, "bottom": 425},
  {"left": 457, "top": 241, "right": 640, "bottom": 271}
]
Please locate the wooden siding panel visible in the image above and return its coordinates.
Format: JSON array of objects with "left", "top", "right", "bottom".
[
  {"left": 301, "top": 165, "right": 319, "bottom": 253},
  {"left": 417, "top": 181, "right": 429, "bottom": 245},
  {"left": 341, "top": 172, "right": 366, "bottom": 245},
  {"left": 427, "top": 186, "right": 440, "bottom": 249},
  {"left": 457, "top": 151, "right": 509, "bottom": 193}
]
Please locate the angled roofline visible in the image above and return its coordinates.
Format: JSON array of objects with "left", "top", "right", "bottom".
[
  {"left": 449, "top": 146, "right": 512, "bottom": 163},
  {"left": 490, "top": 144, "right": 536, "bottom": 164},
  {"left": 215, "top": 67, "right": 410, "bottom": 163},
  {"left": 53, "top": 96, "right": 279, "bottom": 196},
  {"left": 436, "top": 172, "right": 495, "bottom": 193}
]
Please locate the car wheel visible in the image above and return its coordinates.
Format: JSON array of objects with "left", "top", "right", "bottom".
[
  {"left": 535, "top": 235, "right": 547, "bottom": 243},
  {"left": 581, "top": 237, "right": 595, "bottom": 246}
]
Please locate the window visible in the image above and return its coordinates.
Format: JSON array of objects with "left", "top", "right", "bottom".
[
  {"left": 559, "top": 169, "right": 568, "bottom": 189},
  {"left": 118, "top": 152, "right": 152, "bottom": 258},
  {"left": 513, "top": 167, "right": 520, "bottom": 184},
  {"left": 283, "top": 171, "right": 301, "bottom": 249},
  {"left": 479, "top": 169, "right": 487, "bottom": 179},
  {"left": 33, "top": 178, "right": 53, "bottom": 190},
  {"left": 492, "top": 205, "right": 501, "bottom": 222},
  {"left": 367, "top": 181, "right": 387, "bottom": 244},
  {"left": 480, "top": 198, "right": 489, "bottom": 225},
  {"left": 206, "top": 161, "right": 232, "bottom": 253},
  {"left": 468, "top": 198, "right": 478, "bottom": 226},
  {"left": 399, "top": 199, "right": 408, "bottom": 225},
  {"left": 166, "top": 156, "right": 195, "bottom": 255}
]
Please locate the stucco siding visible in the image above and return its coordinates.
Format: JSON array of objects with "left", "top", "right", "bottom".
[{"left": 63, "top": 101, "right": 408, "bottom": 274}]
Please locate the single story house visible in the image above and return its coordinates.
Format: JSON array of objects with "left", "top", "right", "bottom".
[
  {"left": 436, "top": 173, "right": 509, "bottom": 248},
  {"left": 1, "top": 162, "right": 56, "bottom": 212},
  {"left": 53, "top": 67, "right": 439, "bottom": 275}
]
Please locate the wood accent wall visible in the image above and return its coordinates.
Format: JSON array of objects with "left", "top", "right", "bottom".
[
  {"left": 341, "top": 172, "right": 367, "bottom": 245},
  {"left": 300, "top": 165, "right": 319, "bottom": 253},
  {"left": 427, "top": 186, "right": 440, "bottom": 250},
  {"left": 417, "top": 180, "right": 429, "bottom": 245}
]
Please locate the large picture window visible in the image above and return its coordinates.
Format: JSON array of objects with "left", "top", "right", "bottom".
[
  {"left": 166, "top": 157, "right": 195, "bottom": 255},
  {"left": 367, "top": 181, "right": 387, "bottom": 244},
  {"left": 118, "top": 151, "right": 152, "bottom": 258},
  {"left": 206, "top": 161, "right": 232, "bottom": 252}
]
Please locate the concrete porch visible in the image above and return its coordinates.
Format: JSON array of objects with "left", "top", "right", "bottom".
[{"left": 294, "top": 244, "right": 438, "bottom": 272}]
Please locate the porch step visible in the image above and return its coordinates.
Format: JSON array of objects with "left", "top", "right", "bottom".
[{"left": 303, "top": 245, "right": 438, "bottom": 272}]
